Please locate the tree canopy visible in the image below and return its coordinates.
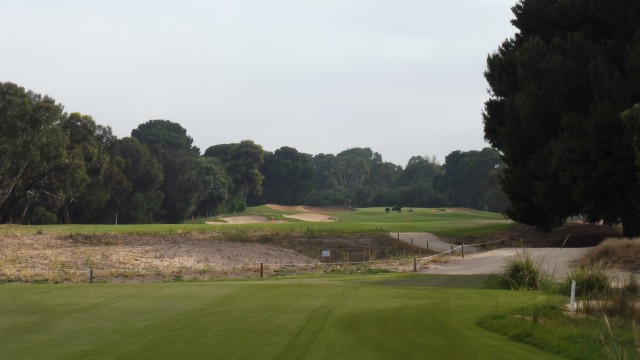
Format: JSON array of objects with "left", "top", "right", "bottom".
[
  {"left": 1, "top": 81, "right": 510, "bottom": 224},
  {"left": 257, "top": 146, "right": 313, "bottom": 205},
  {"left": 0, "top": 82, "right": 68, "bottom": 223},
  {"left": 483, "top": 0, "right": 640, "bottom": 235},
  {"left": 132, "top": 120, "right": 210, "bottom": 222},
  {"left": 225, "top": 140, "right": 265, "bottom": 208},
  {"left": 441, "top": 148, "right": 503, "bottom": 211}
]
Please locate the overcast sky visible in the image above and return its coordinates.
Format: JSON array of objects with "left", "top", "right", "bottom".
[{"left": 1, "top": 1, "right": 516, "bottom": 166}]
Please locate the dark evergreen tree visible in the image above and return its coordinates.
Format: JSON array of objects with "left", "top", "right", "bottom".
[
  {"left": 257, "top": 146, "right": 313, "bottom": 205},
  {"left": 442, "top": 148, "right": 503, "bottom": 210},
  {"left": 397, "top": 155, "right": 442, "bottom": 187},
  {"left": 132, "top": 120, "right": 207, "bottom": 223},
  {"left": 106, "top": 137, "right": 164, "bottom": 224},
  {"left": 225, "top": 140, "right": 265, "bottom": 208},
  {"left": 484, "top": 0, "right": 640, "bottom": 235}
]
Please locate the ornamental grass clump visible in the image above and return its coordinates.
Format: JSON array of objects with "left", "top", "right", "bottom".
[
  {"left": 562, "top": 264, "right": 611, "bottom": 297},
  {"left": 499, "top": 250, "right": 551, "bottom": 290}
]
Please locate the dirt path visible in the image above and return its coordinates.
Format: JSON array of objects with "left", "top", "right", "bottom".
[
  {"left": 398, "top": 232, "right": 481, "bottom": 254},
  {"left": 420, "top": 247, "right": 590, "bottom": 280},
  {"left": 399, "top": 232, "right": 590, "bottom": 279}
]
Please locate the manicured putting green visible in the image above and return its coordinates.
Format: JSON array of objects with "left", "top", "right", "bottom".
[{"left": 0, "top": 274, "right": 562, "bottom": 359}]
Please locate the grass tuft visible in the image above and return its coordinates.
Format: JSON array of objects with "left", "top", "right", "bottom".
[
  {"left": 498, "top": 249, "right": 552, "bottom": 290},
  {"left": 561, "top": 264, "right": 611, "bottom": 297}
]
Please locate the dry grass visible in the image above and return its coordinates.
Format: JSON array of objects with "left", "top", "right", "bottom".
[
  {"left": 0, "top": 232, "right": 415, "bottom": 283},
  {"left": 0, "top": 233, "right": 318, "bottom": 283},
  {"left": 566, "top": 239, "right": 640, "bottom": 322},
  {"left": 581, "top": 238, "right": 640, "bottom": 270}
]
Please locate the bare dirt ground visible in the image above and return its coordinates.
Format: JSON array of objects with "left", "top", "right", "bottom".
[
  {"left": 0, "top": 223, "right": 620, "bottom": 284},
  {"left": 0, "top": 234, "right": 318, "bottom": 283}
]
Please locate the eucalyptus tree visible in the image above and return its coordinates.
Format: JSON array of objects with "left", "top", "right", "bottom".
[{"left": 0, "top": 82, "right": 69, "bottom": 223}]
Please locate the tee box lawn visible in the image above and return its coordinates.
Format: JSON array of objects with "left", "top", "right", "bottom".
[{"left": 0, "top": 274, "right": 562, "bottom": 360}]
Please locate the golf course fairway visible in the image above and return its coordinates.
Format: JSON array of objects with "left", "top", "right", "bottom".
[{"left": 0, "top": 274, "right": 563, "bottom": 359}]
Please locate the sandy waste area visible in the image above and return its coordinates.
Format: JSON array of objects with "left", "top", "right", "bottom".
[
  {"left": 0, "top": 227, "right": 598, "bottom": 283},
  {"left": 0, "top": 234, "right": 318, "bottom": 282}
]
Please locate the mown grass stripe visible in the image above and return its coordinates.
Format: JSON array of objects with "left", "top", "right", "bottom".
[{"left": 1, "top": 276, "right": 562, "bottom": 359}]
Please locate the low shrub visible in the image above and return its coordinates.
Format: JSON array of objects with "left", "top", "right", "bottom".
[
  {"left": 561, "top": 265, "right": 610, "bottom": 297},
  {"left": 563, "top": 270, "right": 640, "bottom": 322}
]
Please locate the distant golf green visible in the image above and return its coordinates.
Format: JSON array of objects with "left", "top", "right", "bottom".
[
  {"left": 0, "top": 207, "right": 511, "bottom": 238},
  {"left": 0, "top": 274, "right": 562, "bottom": 359}
]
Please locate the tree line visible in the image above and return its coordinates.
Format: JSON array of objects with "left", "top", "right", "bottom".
[{"left": 0, "top": 82, "right": 508, "bottom": 224}]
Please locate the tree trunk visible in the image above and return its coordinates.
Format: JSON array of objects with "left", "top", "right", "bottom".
[
  {"left": 63, "top": 205, "right": 71, "bottom": 225},
  {"left": 621, "top": 214, "right": 640, "bottom": 238},
  {"left": 242, "top": 187, "right": 247, "bottom": 209},
  {"left": 0, "top": 159, "right": 29, "bottom": 210}
]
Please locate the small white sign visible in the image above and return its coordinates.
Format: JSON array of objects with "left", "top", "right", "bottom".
[{"left": 322, "top": 250, "right": 330, "bottom": 257}]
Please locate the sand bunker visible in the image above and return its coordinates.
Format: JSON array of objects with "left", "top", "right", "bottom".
[
  {"left": 267, "top": 204, "right": 309, "bottom": 212},
  {"left": 213, "top": 216, "right": 286, "bottom": 224},
  {"left": 283, "top": 213, "right": 337, "bottom": 222},
  {"left": 266, "top": 204, "right": 343, "bottom": 213},
  {"left": 207, "top": 212, "right": 335, "bottom": 224}
]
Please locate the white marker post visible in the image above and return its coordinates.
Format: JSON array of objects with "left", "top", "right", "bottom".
[{"left": 569, "top": 280, "right": 576, "bottom": 312}]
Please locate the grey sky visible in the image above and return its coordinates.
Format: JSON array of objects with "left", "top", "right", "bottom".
[{"left": 1, "top": 1, "right": 516, "bottom": 166}]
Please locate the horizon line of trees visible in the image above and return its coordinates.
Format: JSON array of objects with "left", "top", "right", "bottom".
[{"left": 0, "top": 82, "right": 509, "bottom": 225}]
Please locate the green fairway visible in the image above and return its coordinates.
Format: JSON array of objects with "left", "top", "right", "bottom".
[
  {"left": 0, "top": 274, "right": 563, "bottom": 359},
  {"left": 0, "top": 206, "right": 511, "bottom": 238}
]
